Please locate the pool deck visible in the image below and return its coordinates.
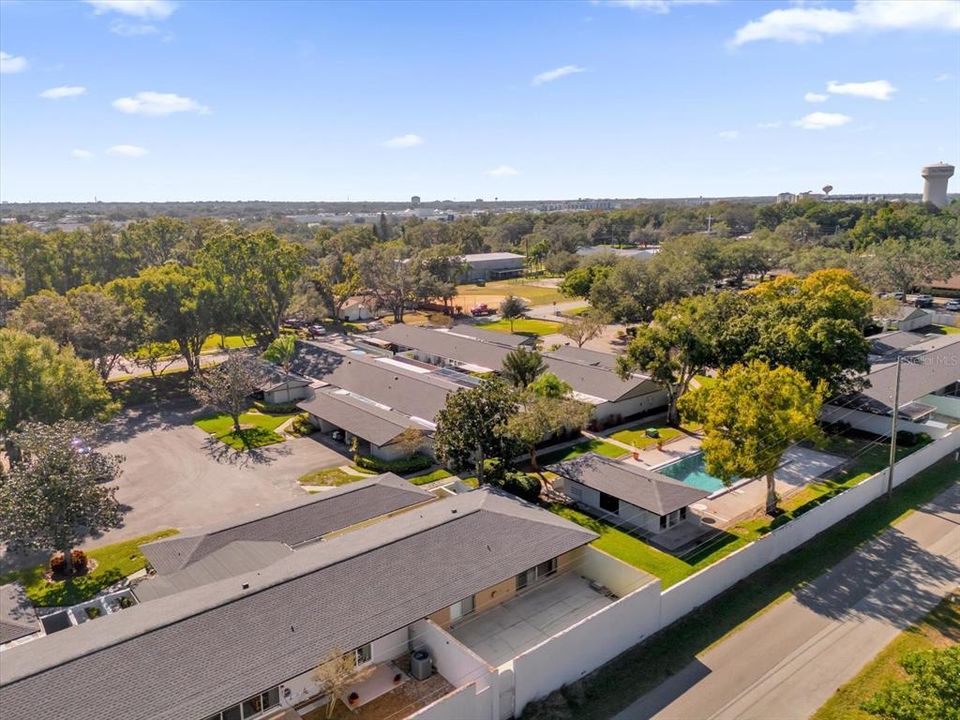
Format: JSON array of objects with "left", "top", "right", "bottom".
[{"left": 621, "top": 435, "right": 704, "bottom": 470}]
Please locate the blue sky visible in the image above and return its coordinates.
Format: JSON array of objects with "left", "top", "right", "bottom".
[{"left": 1, "top": 0, "right": 958, "bottom": 202}]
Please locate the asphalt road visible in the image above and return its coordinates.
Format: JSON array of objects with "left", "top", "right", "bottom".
[{"left": 615, "top": 480, "right": 960, "bottom": 720}]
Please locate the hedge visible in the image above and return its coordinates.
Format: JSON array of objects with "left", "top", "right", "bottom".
[{"left": 354, "top": 453, "right": 434, "bottom": 474}]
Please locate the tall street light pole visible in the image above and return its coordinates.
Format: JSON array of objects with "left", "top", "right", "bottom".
[{"left": 885, "top": 356, "right": 903, "bottom": 500}]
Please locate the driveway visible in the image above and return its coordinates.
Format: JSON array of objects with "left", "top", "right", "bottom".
[
  {"left": 615, "top": 481, "right": 960, "bottom": 720},
  {"left": 100, "top": 402, "right": 348, "bottom": 543}
]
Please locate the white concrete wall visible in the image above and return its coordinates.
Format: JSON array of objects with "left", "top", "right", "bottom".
[
  {"left": 821, "top": 404, "right": 949, "bottom": 439},
  {"left": 511, "top": 580, "right": 662, "bottom": 713},
  {"left": 407, "top": 683, "right": 494, "bottom": 720},
  {"left": 410, "top": 619, "right": 492, "bottom": 689},
  {"left": 594, "top": 391, "right": 669, "bottom": 424},
  {"left": 371, "top": 626, "right": 410, "bottom": 663},
  {"left": 576, "top": 546, "right": 652, "bottom": 597},
  {"left": 566, "top": 480, "right": 661, "bottom": 534},
  {"left": 264, "top": 383, "right": 311, "bottom": 405}
]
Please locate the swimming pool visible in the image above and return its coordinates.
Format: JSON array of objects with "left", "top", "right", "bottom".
[{"left": 658, "top": 453, "right": 728, "bottom": 494}]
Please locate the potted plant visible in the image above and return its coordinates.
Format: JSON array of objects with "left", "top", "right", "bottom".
[
  {"left": 393, "top": 673, "right": 403, "bottom": 685},
  {"left": 348, "top": 692, "right": 359, "bottom": 706},
  {"left": 85, "top": 606, "right": 101, "bottom": 620}
]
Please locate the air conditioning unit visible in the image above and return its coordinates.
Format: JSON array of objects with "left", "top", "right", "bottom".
[{"left": 410, "top": 649, "right": 432, "bottom": 680}]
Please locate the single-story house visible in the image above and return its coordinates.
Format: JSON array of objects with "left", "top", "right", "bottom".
[
  {"left": 458, "top": 252, "right": 525, "bottom": 282},
  {"left": 884, "top": 306, "right": 931, "bottom": 332},
  {"left": 135, "top": 473, "right": 434, "bottom": 602},
  {"left": 824, "top": 337, "right": 960, "bottom": 435},
  {"left": 256, "top": 368, "right": 312, "bottom": 406},
  {"left": 575, "top": 246, "right": 656, "bottom": 260},
  {"left": 551, "top": 453, "right": 710, "bottom": 536},
  {"left": 0, "top": 584, "right": 42, "bottom": 651},
  {"left": 369, "top": 325, "right": 668, "bottom": 424},
  {"left": 0, "top": 488, "right": 602, "bottom": 720},
  {"left": 444, "top": 323, "right": 536, "bottom": 349},
  {"left": 340, "top": 296, "right": 377, "bottom": 321}
]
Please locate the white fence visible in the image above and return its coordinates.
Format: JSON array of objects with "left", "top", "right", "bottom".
[{"left": 507, "top": 428, "right": 959, "bottom": 717}]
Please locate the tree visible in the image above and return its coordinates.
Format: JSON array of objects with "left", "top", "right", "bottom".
[
  {"left": 261, "top": 333, "right": 297, "bottom": 371},
  {"left": 862, "top": 645, "right": 959, "bottom": 720},
  {"left": 678, "top": 360, "right": 825, "bottom": 515},
  {"left": 199, "top": 230, "right": 306, "bottom": 344},
  {"left": 392, "top": 427, "right": 427, "bottom": 457},
  {"left": 527, "top": 371, "right": 571, "bottom": 399},
  {"left": 504, "top": 389, "right": 591, "bottom": 474},
  {"left": 499, "top": 294, "right": 528, "bottom": 333},
  {"left": 0, "top": 421, "right": 124, "bottom": 574},
  {"left": 434, "top": 380, "right": 519, "bottom": 486},
  {"left": 864, "top": 238, "right": 958, "bottom": 296},
  {"left": 500, "top": 347, "right": 547, "bottom": 389},
  {"left": 561, "top": 312, "right": 605, "bottom": 348},
  {"left": 66, "top": 287, "right": 140, "bottom": 379},
  {"left": 617, "top": 295, "right": 723, "bottom": 425},
  {"left": 313, "top": 647, "right": 376, "bottom": 719},
  {"left": 0, "top": 329, "right": 117, "bottom": 440},
  {"left": 190, "top": 353, "right": 265, "bottom": 435},
  {"left": 7, "top": 289, "right": 77, "bottom": 347},
  {"left": 357, "top": 245, "right": 416, "bottom": 323},
  {"left": 308, "top": 252, "right": 362, "bottom": 321},
  {"left": 110, "top": 263, "right": 218, "bottom": 375},
  {"left": 873, "top": 295, "right": 902, "bottom": 332}
]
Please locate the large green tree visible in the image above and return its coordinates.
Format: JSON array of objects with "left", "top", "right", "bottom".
[
  {"left": 0, "top": 421, "right": 124, "bottom": 574},
  {"left": 862, "top": 645, "right": 959, "bottom": 720},
  {"left": 190, "top": 353, "right": 265, "bottom": 437},
  {"left": 679, "top": 360, "right": 825, "bottom": 515},
  {"left": 0, "top": 329, "right": 117, "bottom": 439},
  {"left": 434, "top": 380, "right": 519, "bottom": 486}
]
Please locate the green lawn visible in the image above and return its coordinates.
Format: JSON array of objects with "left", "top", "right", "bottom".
[
  {"left": 920, "top": 324, "right": 960, "bottom": 335},
  {"left": 477, "top": 318, "right": 564, "bottom": 337},
  {"left": 132, "top": 334, "right": 254, "bottom": 361},
  {"left": 0, "top": 530, "right": 178, "bottom": 607},
  {"left": 523, "top": 455, "right": 960, "bottom": 720},
  {"left": 609, "top": 423, "right": 700, "bottom": 450},
  {"left": 407, "top": 468, "right": 454, "bottom": 485},
  {"left": 194, "top": 409, "right": 298, "bottom": 450},
  {"left": 455, "top": 280, "right": 565, "bottom": 305},
  {"left": 298, "top": 466, "right": 374, "bottom": 487},
  {"left": 539, "top": 438, "right": 627, "bottom": 465},
  {"left": 812, "top": 596, "right": 959, "bottom": 720},
  {"left": 693, "top": 374, "right": 716, "bottom": 388}
]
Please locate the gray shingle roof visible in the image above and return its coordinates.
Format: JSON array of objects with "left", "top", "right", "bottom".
[
  {"left": 541, "top": 354, "right": 657, "bottom": 403},
  {"left": 141, "top": 474, "right": 433, "bottom": 575},
  {"left": 445, "top": 324, "right": 535, "bottom": 348},
  {"left": 373, "top": 324, "right": 513, "bottom": 372},
  {"left": 297, "top": 387, "right": 434, "bottom": 446},
  {"left": 290, "top": 341, "right": 458, "bottom": 420},
  {"left": 0, "top": 584, "right": 40, "bottom": 645},
  {"left": 547, "top": 345, "right": 619, "bottom": 371},
  {"left": 551, "top": 453, "right": 710, "bottom": 515},
  {"left": 0, "top": 490, "right": 597, "bottom": 720}
]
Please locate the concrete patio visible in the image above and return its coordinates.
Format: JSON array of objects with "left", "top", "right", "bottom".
[{"left": 448, "top": 572, "right": 614, "bottom": 667}]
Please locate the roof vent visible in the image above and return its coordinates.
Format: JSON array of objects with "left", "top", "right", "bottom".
[
  {"left": 241, "top": 582, "right": 250, "bottom": 590},
  {"left": 451, "top": 508, "right": 458, "bottom": 514}
]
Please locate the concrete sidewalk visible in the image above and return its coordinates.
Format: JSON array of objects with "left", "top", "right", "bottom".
[{"left": 614, "top": 480, "right": 960, "bottom": 720}]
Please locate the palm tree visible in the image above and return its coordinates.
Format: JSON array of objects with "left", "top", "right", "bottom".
[
  {"left": 499, "top": 294, "right": 528, "bottom": 333},
  {"left": 500, "top": 348, "right": 546, "bottom": 389}
]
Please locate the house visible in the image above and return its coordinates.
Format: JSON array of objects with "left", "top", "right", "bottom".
[
  {"left": 339, "top": 297, "right": 376, "bottom": 322},
  {"left": 0, "top": 487, "right": 655, "bottom": 720},
  {"left": 369, "top": 324, "right": 668, "bottom": 424},
  {"left": 458, "top": 252, "right": 524, "bottom": 282},
  {"left": 0, "top": 584, "right": 42, "bottom": 651},
  {"left": 824, "top": 337, "right": 960, "bottom": 436},
  {"left": 551, "top": 453, "right": 710, "bottom": 539},
  {"left": 885, "top": 305, "right": 931, "bottom": 332},
  {"left": 134, "top": 474, "right": 434, "bottom": 602},
  {"left": 575, "top": 246, "right": 656, "bottom": 260},
  {"left": 256, "top": 368, "right": 312, "bottom": 406},
  {"left": 445, "top": 323, "right": 536, "bottom": 349}
]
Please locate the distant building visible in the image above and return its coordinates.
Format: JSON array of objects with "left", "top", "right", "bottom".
[
  {"left": 458, "top": 252, "right": 525, "bottom": 282},
  {"left": 776, "top": 192, "right": 796, "bottom": 204},
  {"left": 411, "top": 195, "right": 421, "bottom": 206},
  {"left": 576, "top": 245, "right": 656, "bottom": 260}
]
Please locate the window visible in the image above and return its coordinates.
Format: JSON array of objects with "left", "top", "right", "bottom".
[
  {"left": 536, "top": 558, "right": 557, "bottom": 578},
  {"left": 568, "top": 483, "right": 581, "bottom": 499},
  {"left": 211, "top": 687, "right": 280, "bottom": 720},
  {"left": 516, "top": 569, "right": 531, "bottom": 591},
  {"left": 355, "top": 643, "right": 372, "bottom": 666},
  {"left": 241, "top": 695, "right": 263, "bottom": 719},
  {"left": 599, "top": 491, "right": 620, "bottom": 514},
  {"left": 660, "top": 514, "right": 667, "bottom": 530},
  {"left": 517, "top": 557, "right": 559, "bottom": 591},
  {"left": 450, "top": 594, "right": 475, "bottom": 621},
  {"left": 222, "top": 707, "right": 241, "bottom": 720},
  {"left": 680, "top": 507, "right": 687, "bottom": 520}
]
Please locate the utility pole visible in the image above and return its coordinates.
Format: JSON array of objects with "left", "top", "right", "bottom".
[{"left": 885, "top": 356, "right": 903, "bottom": 500}]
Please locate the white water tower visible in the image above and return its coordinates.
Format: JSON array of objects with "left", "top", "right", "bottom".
[{"left": 921, "top": 162, "right": 954, "bottom": 208}]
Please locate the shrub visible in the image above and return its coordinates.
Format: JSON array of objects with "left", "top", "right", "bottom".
[
  {"left": 492, "top": 471, "right": 541, "bottom": 502},
  {"left": 291, "top": 415, "right": 316, "bottom": 436},
  {"left": 50, "top": 549, "right": 88, "bottom": 576},
  {"left": 252, "top": 400, "right": 300, "bottom": 414},
  {"left": 85, "top": 606, "right": 101, "bottom": 620},
  {"left": 117, "top": 595, "right": 134, "bottom": 609},
  {"left": 896, "top": 430, "right": 919, "bottom": 447},
  {"left": 354, "top": 453, "right": 433, "bottom": 474}
]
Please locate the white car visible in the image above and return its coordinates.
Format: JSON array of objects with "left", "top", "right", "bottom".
[{"left": 945, "top": 300, "right": 960, "bottom": 312}]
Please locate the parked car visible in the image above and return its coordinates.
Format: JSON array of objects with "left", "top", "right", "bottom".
[
  {"left": 470, "top": 303, "right": 496, "bottom": 317},
  {"left": 881, "top": 291, "right": 906, "bottom": 301},
  {"left": 945, "top": 300, "right": 960, "bottom": 312},
  {"left": 307, "top": 324, "right": 326, "bottom": 337},
  {"left": 913, "top": 294, "right": 934, "bottom": 308}
]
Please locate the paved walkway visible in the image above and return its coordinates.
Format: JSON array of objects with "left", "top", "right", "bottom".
[
  {"left": 614, "top": 480, "right": 960, "bottom": 720},
  {"left": 526, "top": 300, "right": 590, "bottom": 321}
]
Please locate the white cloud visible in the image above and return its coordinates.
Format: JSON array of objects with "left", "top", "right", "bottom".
[
  {"left": 757, "top": 121, "right": 783, "bottom": 129},
  {"left": 71, "top": 149, "right": 95, "bottom": 159},
  {"left": 0, "top": 51, "right": 28, "bottom": 74},
  {"left": 731, "top": 0, "right": 959, "bottom": 46},
  {"left": 486, "top": 165, "right": 520, "bottom": 177},
  {"left": 112, "top": 91, "right": 210, "bottom": 116},
  {"left": 804, "top": 91, "right": 828, "bottom": 103},
  {"left": 600, "top": 0, "right": 718, "bottom": 13},
  {"left": 793, "top": 112, "right": 852, "bottom": 130},
  {"left": 40, "top": 86, "right": 87, "bottom": 99},
  {"left": 85, "top": 0, "right": 176, "bottom": 19},
  {"left": 717, "top": 130, "right": 739, "bottom": 141},
  {"left": 383, "top": 134, "right": 424, "bottom": 148},
  {"left": 531, "top": 65, "right": 585, "bottom": 86},
  {"left": 107, "top": 144, "right": 149, "bottom": 157},
  {"left": 826, "top": 79, "right": 896, "bottom": 100},
  {"left": 935, "top": 73, "right": 953, "bottom": 82},
  {"left": 110, "top": 20, "right": 161, "bottom": 36}
]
